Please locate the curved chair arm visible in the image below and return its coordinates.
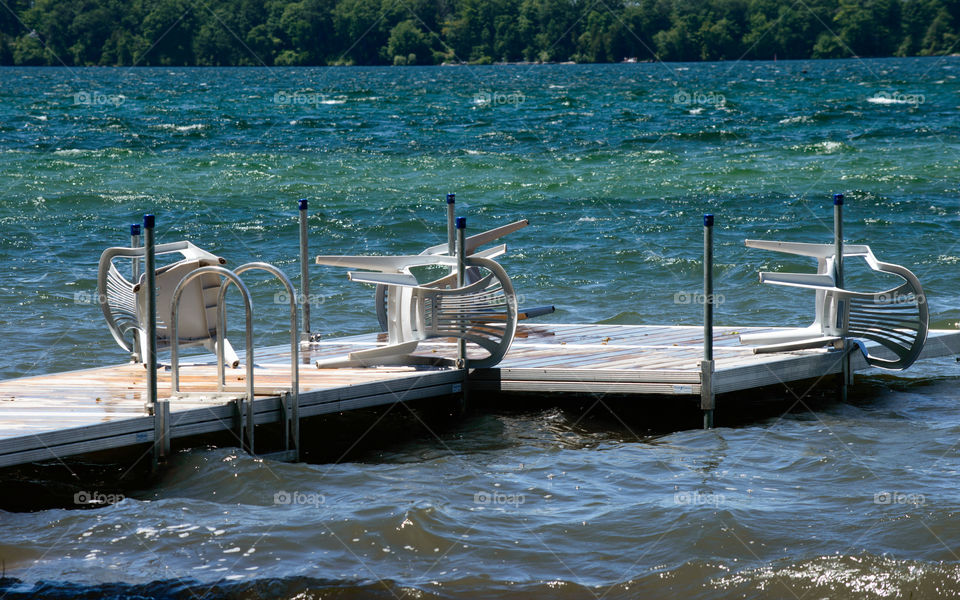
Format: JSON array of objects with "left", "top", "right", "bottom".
[{"left": 371, "top": 244, "right": 508, "bottom": 330}]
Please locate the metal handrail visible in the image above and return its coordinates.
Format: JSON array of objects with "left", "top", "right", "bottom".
[
  {"left": 224, "top": 262, "right": 300, "bottom": 454},
  {"left": 166, "top": 261, "right": 301, "bottom": 458},
  {"left": 170, "top": 266, "right": 254, "bottom": 400}
]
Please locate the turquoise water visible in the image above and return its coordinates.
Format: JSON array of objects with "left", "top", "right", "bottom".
[{"left": 1, "top": 59, "right": 959, "bottom": 598}]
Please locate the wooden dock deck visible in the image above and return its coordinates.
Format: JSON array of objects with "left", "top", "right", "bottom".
[{"left": 1, "top": 323, "right": 958, "bottom": 469}]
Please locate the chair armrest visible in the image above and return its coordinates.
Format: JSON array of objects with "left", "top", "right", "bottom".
[
  {"left": 347, "top": 272, "right": 419, "bottom": 287},
  {"left": 746, "top": 239, "right": 872, "bottom": 258},
  {"left": 758, "top": 272, "right": 838, "bottom": 289},
  {"left": 421, "top": 220, "right": 528, "bottom": 256},
  {"left": 316, "top": 254, "right": 458, "bottom": 272},
  {"left": 745, "top": 240, "right": 837, "bottom": 257}
]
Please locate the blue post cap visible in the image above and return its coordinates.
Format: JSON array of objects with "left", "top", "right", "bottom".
[
  {"left": 299, "top": 198, "right": 308, "bottom": 210},
  {"left": 704, "top": 214, "right": 714, "bottom": 227},
  {"left": 833, "top": 193, "right": 844, "bottom": 205},
  {"left": 143, "top": 214, "right": 155, "bottom": 229},
  {"left": 130, "top": 224, "right": 141, "bottom": 236},
  {"left": 446, "top": 193, "right": 455, "bottom": 204},
  {"left": 455, "top": 216, "right": 466, "bottom": 229}
]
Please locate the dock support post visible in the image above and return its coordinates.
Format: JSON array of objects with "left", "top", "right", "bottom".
[
  {"left": 298, "top": 198, "right": 311, "bottom": 346},
  {"left": 143, "top": 214, "right": 164, "bottom": 467},
  {"left": 701, "top": 214, "right": 715, "bottom": 429},
  {"left": 447, "top": 193, "right": 456, "bottom": 259},
  {"left": 130, "top": 224, "right": 141, "bottom": 282},
  {"left": 154, "top": 398, "right": 170, "bottom": 459},
  {"left": 834, "top": 193, "right": 850, "bottom": 401},
  {"left": 455, "top": 216, "right": 469, "bottom": 412}
]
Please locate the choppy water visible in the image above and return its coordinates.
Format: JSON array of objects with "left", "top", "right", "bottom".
[{"left": 1, "top": 59, "right": 959, "bottom": 598}]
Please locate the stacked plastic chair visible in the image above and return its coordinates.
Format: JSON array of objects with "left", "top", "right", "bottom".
[{"left": 741, "top": 240, "right": 928, "bottom": 370}]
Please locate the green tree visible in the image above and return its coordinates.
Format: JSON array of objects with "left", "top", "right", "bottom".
[
  {"left": 19, "top": 0, "right": 77, "bottom": 64},
  {"left": 11, "top": 32, "right": 48, "bottom": 65},
  {"left": 332, "top": 0, "right": 387, "bottom": 64},
  {"left": 385, "top": 19, "right": 430, "bottom": 64},
  {"left": 921, "top": 7, "right": 960, "bottom": 54},
  {"left": 830, "top": 0, "right": 900, "bottom": 57},
  {"left": 140, "top": 0, "right": 199, "bottom": 65},
  {"left": 1, "top": 0, "right": 959, "bottom": 66}
]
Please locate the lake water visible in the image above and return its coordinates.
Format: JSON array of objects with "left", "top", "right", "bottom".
[{"left": 0, "top": 59, "right": 959, "bottom": 598}]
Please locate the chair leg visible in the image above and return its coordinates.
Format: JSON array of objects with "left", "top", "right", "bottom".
[
  {"left": 347, "top": 340, "right": 421, "bottom": 362},
  {"left": 203, "top": 338, "right": 240, "bottom": 368},
  {"left": 316, "top": 354, "right": 453, "bottom": 369}
]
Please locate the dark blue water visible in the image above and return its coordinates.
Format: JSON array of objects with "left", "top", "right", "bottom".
[{"left": 0, "top": 59, "right": 959, "bottom": 598}]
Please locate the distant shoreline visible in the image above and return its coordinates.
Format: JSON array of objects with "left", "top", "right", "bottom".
[{"left": 2, "top": 55, "right": 959, "bottom": 68}]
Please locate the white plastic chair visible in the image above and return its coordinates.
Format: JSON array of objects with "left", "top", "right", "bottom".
[
  {"left": 372, "top": 219, "right": 554, "bottom": 330},
  {"left": 97, "top": 241, "right": 240, "bottom": 367},
  {"left": 741, "top": 240, "right": 928, "bottom": 370},
  {"left": 315, "top": 253, "right": 518, "bottom": 368}
]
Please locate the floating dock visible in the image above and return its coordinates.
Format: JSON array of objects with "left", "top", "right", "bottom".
[{"left": 1, "top": 323, "right": 958, "bottom": 470}]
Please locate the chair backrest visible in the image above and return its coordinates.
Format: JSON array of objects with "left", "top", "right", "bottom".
[{"left": 413, "top": 256, "right": 518, "bottom": 368}]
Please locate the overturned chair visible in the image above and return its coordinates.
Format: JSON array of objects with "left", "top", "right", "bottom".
[
  {"left": 315, "top": 252, "right": 518, "bottom": 368},
  {"left": 373, "top": 219, "right": 553, "bottom": 331},
  {"left": 740, "top": 240, "right": 928, "bottom": 370},
  {"left": 97, "top": 240, "right": 240, "bottom": 367}
]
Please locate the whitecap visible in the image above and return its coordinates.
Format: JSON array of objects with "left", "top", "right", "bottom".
[
  {"left": 151, "top": 123, "right": 207, "bottom": 132},
  {"left": 779, "top": 115, "right": 813, "bottom": 125},
  {"left": 53, "top": 148, "right": 94, "bottom": 156},
  {"left": 816, "top": 141, "right": 844, "bottom": 152}
]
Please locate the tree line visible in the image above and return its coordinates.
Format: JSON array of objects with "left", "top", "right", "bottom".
[{"left": 1, "top": 0, "right": 958, "bottom": 67}]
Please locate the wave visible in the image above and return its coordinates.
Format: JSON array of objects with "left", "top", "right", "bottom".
[
  {"left": 712, "top": 554, "right": 960, "bottom": 599},
  {"left": 789, "top": 140, "right": 850, "bottom": 153},
  {"left": 149, "top": 123, "right": 208, "bottom": 133},
  {"left": 778, "top": 115, "right": 814, "bottom": 125},
  {"left": 6, "top": 554, "right": 956, "bottom": 599}
]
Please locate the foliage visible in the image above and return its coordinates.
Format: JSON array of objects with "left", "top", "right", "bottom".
[{"left": 2, "top": 0, "right": 960, "bottom": 66}]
